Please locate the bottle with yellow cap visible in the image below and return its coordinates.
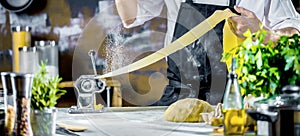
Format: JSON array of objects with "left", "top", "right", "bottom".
[{"left": 222, "top": 57, "right": 244, "bottom": 135}]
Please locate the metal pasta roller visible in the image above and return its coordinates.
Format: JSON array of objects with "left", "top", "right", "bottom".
[{"left": 68, "top": 50, "right": 106, "bottom": 114}]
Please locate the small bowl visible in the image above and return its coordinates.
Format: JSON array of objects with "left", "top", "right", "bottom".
[{"left": 200, "top": 112, "right": 214, "bottom": 124}]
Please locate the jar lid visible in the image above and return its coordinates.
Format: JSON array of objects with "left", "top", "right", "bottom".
[
  {"left": 9, "top": 72, "right": 34, "bottom": 78},
  {"left": 18, "top": 46, "right": 37, "bottom": 52},
  {"left": 0, "top": 72, "right": 13, "bottom": 94},
  {"left": 254, "top": 85, "right": 300, "bottom": 110},
  {"left": 11, "top": 26, "right": 31, "bottom": 32},
  {"left": 282, "top": 85, "right": 300, "bottom": 96},
  {"left": 34, "top": 40, "right": 57, "bottom": 47}
]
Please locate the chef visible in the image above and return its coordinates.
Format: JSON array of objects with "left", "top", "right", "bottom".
[{"left": 115, "top": 0, "right": 300, "bottom": 105}]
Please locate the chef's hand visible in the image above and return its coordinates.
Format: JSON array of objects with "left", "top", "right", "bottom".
[
  {"left": 228, "top": 6, "right": 262, "bottom": 38},
  {"left": 115, "top": 0, "right": 137, "bottom": 27}
]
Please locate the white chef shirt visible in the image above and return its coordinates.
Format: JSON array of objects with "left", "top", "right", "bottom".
[{"left": 125, "top": 0, "right": 300, "bottom": 46}]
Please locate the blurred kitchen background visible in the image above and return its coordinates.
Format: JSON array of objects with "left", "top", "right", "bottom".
[
  {"left": 0, "top": 0, "right": 168, "bottom": 107},
  {"left": 0, "top": 0, "right": 299, "bottom": 107}
]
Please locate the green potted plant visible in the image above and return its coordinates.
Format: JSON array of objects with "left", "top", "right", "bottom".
[
  {"left": 222, "top": 28, "right": 300, "bottom": 98},
  {"left": 30, "top": 62, "right": 66, "bottom": 136}
]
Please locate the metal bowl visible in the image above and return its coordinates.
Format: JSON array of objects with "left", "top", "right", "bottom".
[
  {"left": 0, "top": 0, "right": 33, "bottom": 12},
  {"left": 0, "top": 0, "right": 47, "bottom": 13}
]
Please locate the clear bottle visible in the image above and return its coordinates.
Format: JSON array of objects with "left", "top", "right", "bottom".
[{"left": 222, "top": 58, "right": 244, "bottom": 135}]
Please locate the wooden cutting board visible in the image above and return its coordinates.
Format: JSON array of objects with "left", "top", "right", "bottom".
[{"left": 57, "top": 123, "right": 88, "bottom": 132}]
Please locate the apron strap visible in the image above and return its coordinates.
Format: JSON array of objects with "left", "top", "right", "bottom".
[
  {"left": 186, "top": 0, "right": 237, "bottom": 8},
  {"left": 186, "top": 0, "right": 193, "bottom": 4},
  {"left": 229, "top": 0, "right": 236, "bottom": 8}
]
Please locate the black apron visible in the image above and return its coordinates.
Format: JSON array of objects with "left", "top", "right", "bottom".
[{"left": 153, "top": 0, "right": 237, "bottom": 106}]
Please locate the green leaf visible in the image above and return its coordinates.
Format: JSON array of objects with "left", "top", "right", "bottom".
[
  {"left": 248, "top": 75, "right": 257, "bottom": 82},
  {"left": 243, "top": 39, "right": 253, "bottom": 50},
  {"left": 221, "top": 52, "right": 232, "bottom": 62},
  {"left": 285, "top": 56, "right": 295, "bottom": 71},
  {"left": 255, "top": 49, "right": 262, "bottom": 69},
  {"left": 255, "top": 79, "right": 264, "bottom": 86}
]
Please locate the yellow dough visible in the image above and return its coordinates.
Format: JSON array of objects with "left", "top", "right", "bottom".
[{"left": 164, "top": 98, "right": 214, "bottom": 122}]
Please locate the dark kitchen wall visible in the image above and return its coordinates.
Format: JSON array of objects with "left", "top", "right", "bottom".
[
  {"left": 0, "top": 0, "right": 99, "bottom": 80},
  {"left": 0, "top": 0, "right": 167, "bottom": 80}
]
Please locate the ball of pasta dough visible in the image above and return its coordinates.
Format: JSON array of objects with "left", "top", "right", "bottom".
[{"left": 164, "top": 98, "right": 214, "bottom": 122}]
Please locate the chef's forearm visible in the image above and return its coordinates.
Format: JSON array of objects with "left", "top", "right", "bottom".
[
  {"left": 115, "top": 0, "right": 137, "bottom": 26},
  {"left": 266, "top": 27, "right": 300, "bottom": 43}
]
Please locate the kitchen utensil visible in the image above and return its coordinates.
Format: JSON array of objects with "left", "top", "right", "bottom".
[
  {"left": 247, "top": 85, "right": 300, "bottom": 136},
  {"left": 10, "top": 72, "right": 34, "bottom": 136},
  {"left": 70, "top": 50, "right": 106, "bottom": 113},
  {"left": 0, "top": 0, "right": 47, "bottom": 13}
]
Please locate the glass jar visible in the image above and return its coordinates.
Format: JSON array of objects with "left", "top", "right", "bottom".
[
  {"left": 35, "top": 40, "right": 59, "bottom": 77},
  {"left": 12, "top": 26, "right": 31, "bottom": 72},
  {"left": 19, "top": 46, "right": 39, "bottom": 74}
]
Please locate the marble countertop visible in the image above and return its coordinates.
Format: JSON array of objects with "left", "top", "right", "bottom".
[{"left": 56, "top": 107, "right": 218, "bottom": 136}]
